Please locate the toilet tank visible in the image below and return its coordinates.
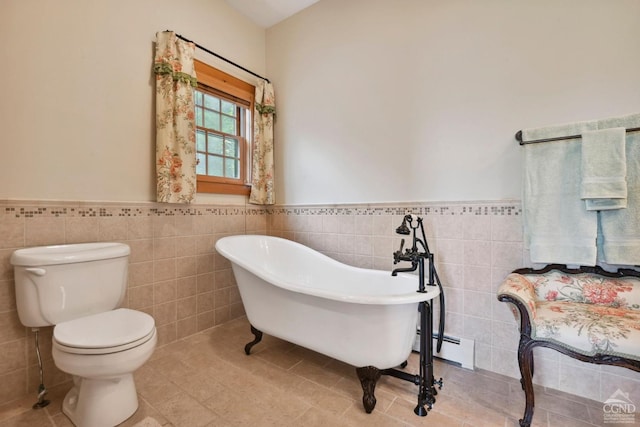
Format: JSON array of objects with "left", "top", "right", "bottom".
[{"left": 10, "top": 243, "right": 130, "bottom": 327}]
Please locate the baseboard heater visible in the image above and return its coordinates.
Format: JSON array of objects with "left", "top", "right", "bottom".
[{"left": 413, "top": 329, "right": 475, "bottom": 370}]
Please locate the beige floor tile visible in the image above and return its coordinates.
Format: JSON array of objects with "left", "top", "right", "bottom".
[
  {"left": 428, "top": 392, "right": 507, "bottom": 426},
  {"left": 291, "top": 359, "right": 344, "bottom": 389},
  {"left": 0, "top": 316, "right": 621, "bottom": 427},
  {"left": 135, "top": 367, "right": 182, "bottom": 407},
  {"left": 331, "top": 375, "right": 366, "bottom": 400},
  {"left": 535, "top": 391, "right": 592, "bottom": 423},
  {"left": 169, "top": 372, "right": 225, "bottom": 403},
  {"left": 180, "top": 351, "right": 225, "bottom": 373},
  {"left": 50, "top": 412, "right": 74, "bottom": 427},
  {"left": 505, "top": 414, "right": 549, "bottom": 427},
  {"left": 547, "top": 412, "right": 602, "bottom": 427},
  {"left": 117, "top": 397, "right": 170, "bottom": 427},
  {"left": 202, "top": 386, "right": 289, "bottom": 426},
  {"left": 0, "top": 406, "right": 54, "bottom": 427},
  {"left": 249, "top": 361, "right": 306, "bottom": 392},
  {"left": 254, "top": 387, "right": 311, "bottom": 420},
  {"left": 253, "top": 344, "right": 304, "bottom": 370},
  {"left": 341, "top": 404, "right": 409, "bottom": 427},
  {"left": 291, "top": 379, "right": 355, "bottom": 416},
  {"left": 293, "top": 406, "right": 352, "bottom": 427},
  {"left": 287, "top": 346, "right": 334, "bottom": 367},
  {"left": 148, "top": 356, "right": 198, "bottom": 383},
  {"left": 324, "top": 359, "right": 358, "bottom": 379},
  {"left": 156, "top": 393, "right": 218, "bottom": 427},
  {"left": 0, "top": 394, "right": 36, "bottom": 423}
]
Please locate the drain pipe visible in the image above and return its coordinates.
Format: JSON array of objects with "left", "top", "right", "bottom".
[{"left": 31, "top": 328, "right": 50, "bottom": 409}]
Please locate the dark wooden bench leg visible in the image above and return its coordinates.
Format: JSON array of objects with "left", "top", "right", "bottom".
[
  {"left": 518, "top": 337, "right": 536, "bottom": 427},
  {"left": 520, "top": 346, "right": 534, "bottom": 391},
  {"left": 356, "top": 366, "right": 382, "bottom": 413}
]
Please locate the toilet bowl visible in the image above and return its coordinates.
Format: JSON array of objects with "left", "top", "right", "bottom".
[
  {"left": 51, "top": 308, "right": 157, "bottom": 427},
  {"left": 10, "top": 243, "right": 157, "bottom": 427}
]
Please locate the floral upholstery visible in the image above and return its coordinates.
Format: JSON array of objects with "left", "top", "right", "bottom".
[
  {"left": 525, "top": 271, "right": 640, "bottom": 310},
  {"left": 499, "top": 274, "right": 538, "bottom": 320},
  {"left": 498, "top": 271, "right": 640, "bottom": 361}
]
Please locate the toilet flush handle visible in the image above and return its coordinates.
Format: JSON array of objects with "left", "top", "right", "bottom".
[{"left": 25, "top": 268, "right": 46, "bottom": 276}]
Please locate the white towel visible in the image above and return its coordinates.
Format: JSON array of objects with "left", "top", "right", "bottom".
[
  {"left": 598, "top": 114, "right": 640, "bottom": 265},
  {"left": 581, "top": 127, "right": 627, "bottom": 211},
  {"left": 522, "top": 121, "right": 598, "bottom": 265}
]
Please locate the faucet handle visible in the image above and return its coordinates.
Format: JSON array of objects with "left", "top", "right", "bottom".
[{"left": 393, "top": 239, "right": 405, "bottom": 264}]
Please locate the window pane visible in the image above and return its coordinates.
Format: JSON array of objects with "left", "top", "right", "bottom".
[
  {"left": 225, "top": 138, "right": 239, "bottom": 158},
  {"left": 221, "top": 100, "right": 235, "bottom": 116},
  {"left": 225, "top": 159, "right": 240, "bottom": 179},
  {"left": 196, "top": 130, "right": 206, "bottom": 152},
  {"left": 221, "top": 115, "right": 236, "bottom": 134},
  {"left": 204, "top": 94, "right": 219, "bottom": 111},
  {"left": 196, "top": 153, "right": 206, "bottom": 175},
  {"left": 204, "top": 110, "right": 220, "bottom": 131},
  {"left": 208, "top": 155, "right": 223, "bottom": 177},
  {"left": 208, "top": 133, "right": 223, "bottom": 155},
  {"left": 194, "top": 60, "right": 254, "bottom": 193}
]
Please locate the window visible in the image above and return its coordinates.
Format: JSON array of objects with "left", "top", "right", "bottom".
[
  {"left": 194, "top": 89, "right": 249, "bottom": 183},
  {"left": 194, "top": 60, "right": 254, "bottom": 195}
]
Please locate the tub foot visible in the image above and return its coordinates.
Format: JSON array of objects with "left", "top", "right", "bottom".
[
  {"left": 356, "top": 366, "right": 381, "bottom": 413},
  {"left": 244, "top": 325, "right": 263, "bottom": 355}
]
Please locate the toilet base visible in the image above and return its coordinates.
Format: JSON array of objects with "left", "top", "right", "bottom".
[{"left": 63, "top": 374, "right": 138, "bottom": 427}]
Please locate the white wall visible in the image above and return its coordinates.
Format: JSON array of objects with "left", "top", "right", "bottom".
[
  {"left": 1, "top": 0, "right": 265, "bottom": 203},
  {"left": 266, "top": 0, "right": 640, "bottom": 205},
  {"left": 4, "top": 0, "right": 639, "bottom": 206}
]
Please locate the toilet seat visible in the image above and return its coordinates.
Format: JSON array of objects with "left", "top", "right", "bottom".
[{"left": 53, "top": 308, "right": 156, "bottom": 355}]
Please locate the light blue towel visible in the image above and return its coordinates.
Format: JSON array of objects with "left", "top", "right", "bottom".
[
  {"left": 581, "top": 127, "right": 627, "bottom": 211},
  {"left": 597, "top": 113, "right": 640, "bottom": 265},
  {"left": 522, "top": 121, "right": 598, "bottom": 266},
  {"left": 522, "top": 119, "right": 596, "bottom": 142}
]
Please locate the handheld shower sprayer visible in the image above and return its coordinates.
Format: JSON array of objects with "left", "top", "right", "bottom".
[{"left": 396, "top": 215, "right": 411, "bottom": 235}]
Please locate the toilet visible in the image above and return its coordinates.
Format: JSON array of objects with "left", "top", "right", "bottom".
[{"left": 10, "top": 242, "right": 157, "bottom": 427}]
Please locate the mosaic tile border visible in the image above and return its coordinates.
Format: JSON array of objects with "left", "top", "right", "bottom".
[
  {"left": 268, "top": 201, "right": 522, "bottom": 217},
  {"left": 1, "top": 204, "right": 267, "bottom": 219},
  {"left": 1, "top": 200, "right": 521, "bottom": 218}
]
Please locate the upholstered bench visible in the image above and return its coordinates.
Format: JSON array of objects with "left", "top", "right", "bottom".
[{"left": 497, "top": 264, "right": 640, "bottom": 427}]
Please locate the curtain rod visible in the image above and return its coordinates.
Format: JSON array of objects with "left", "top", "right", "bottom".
[
  {"left": 171, "top": 31, "right": 270, "bottom": 83},
  {"left": 515, "top": 127, "right": 640, "bottom": 145}
]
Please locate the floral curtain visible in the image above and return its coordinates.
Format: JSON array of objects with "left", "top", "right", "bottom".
[
  {"left": 153, "top": 31, "right": 198, "bottom": 203},
  {"left": 249, "top": 81, "right": 276, "bottom": 205}
]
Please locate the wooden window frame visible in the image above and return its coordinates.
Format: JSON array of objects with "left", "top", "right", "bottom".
[{"left": 194, "top": 59, "right": 254, "bottom": 196}]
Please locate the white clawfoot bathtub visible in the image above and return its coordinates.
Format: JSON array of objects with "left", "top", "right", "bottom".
[{"left": 215, "top": 235, "right": 440, "bottom": 370}]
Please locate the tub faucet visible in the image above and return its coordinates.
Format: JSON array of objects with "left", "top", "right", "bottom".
[
  {"left": 391, "top": 215, "right": 425, "bottom": 277},
  {"left": 391, "top": 214, "right": 446, "bottom": 354},
  {"left": 391, "top": 238, "right": 419, "bottom": 276},
  {"left": 390, "top": 214, "right": 447, "bottom": 416}
]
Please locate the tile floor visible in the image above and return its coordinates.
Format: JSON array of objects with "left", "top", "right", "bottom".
[{"left": 0, "top": 317, "right": 632, "bottom": 427}]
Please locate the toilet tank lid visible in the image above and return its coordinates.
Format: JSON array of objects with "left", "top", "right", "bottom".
[{"left": 10, "top": 242, "right": 130, "bottom": 267}]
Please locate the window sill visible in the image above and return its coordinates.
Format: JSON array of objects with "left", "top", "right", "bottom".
[{"left": 197, "top": 180, "right": 251, "bottom": 196}]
